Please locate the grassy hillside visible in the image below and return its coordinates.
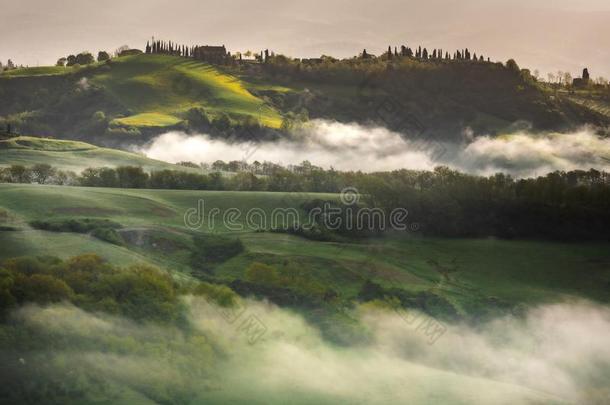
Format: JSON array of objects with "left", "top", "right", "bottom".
[
  {"left": 0, "top": 65, "right": 79, "bottom": 77},
  {"left": 0, "top": 54, "right": 282, "bottom": 136},
  {"left": 2, "top": 53, "right": 608, "bottom": 146},
  {"left": 1, "top": 183, "right": 608, "bottom": 315},
  {"left": 245, "top": 57, "right": 610, "bottom": 137},
  {"left": 93, "top": 54, "right": 283, "bottom": 128},
  {"left": 0, "top": 136, "right": 191, "bottom": 172}
]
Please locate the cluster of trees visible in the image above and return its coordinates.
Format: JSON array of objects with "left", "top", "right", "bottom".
[
  {"left": 144, "top": 38, "right": 277, "bottom": 65},
  {"left": 0, "top": 253, "right": 238, "bottom": 320},
  {"left": 146, "top": 39, "right": 191, "bottom": 57},
  {"left": 2, "top": 162, "right": 608, "bottom": 240},
  {"left": 56, "top": 51, "right": 110, "bottom": 67},
  {"left": 145, "top": 38, "right": 233, "bottom": 64},
  {"left": 0, "top": 59, "right": 19, "bottom": 72},
  {"left": 355, "top": 167, "right": 610, "bottom": 240},
  {"left": 0, "top": 254, "right": 181, "bottom": 322},
  {"left": 370, "top": 45, "right": 489, "bottom": 62}
]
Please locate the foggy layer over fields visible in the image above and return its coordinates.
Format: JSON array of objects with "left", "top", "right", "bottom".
[
  {"left": 7, "top": 299, "right": 610, "bottom": 403},
  {"left": 142, "top": 120, "right": 610, "bottom": 177}
]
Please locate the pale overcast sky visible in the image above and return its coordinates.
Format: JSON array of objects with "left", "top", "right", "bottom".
[{"left": 1, "top": 0, "right": 609, "bottom": 77}]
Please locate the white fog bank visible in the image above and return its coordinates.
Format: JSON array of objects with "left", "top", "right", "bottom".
[
  {"left": 15, "top": 299, "right": 610, "bottom": 404},
  {"left": 140, "top": 120, "right": 610, "bottom": 178}
]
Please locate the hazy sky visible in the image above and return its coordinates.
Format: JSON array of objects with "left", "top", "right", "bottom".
[{"left": 1, "top": 0, "right": 609, "bottom": 77}]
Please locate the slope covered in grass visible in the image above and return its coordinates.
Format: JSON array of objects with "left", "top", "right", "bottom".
[
  {"left": 0, "top": 184, "right": 608, "bottom": 311},
  {"left": 93, "top": 54, "right": 283, "bottom": 128},
  {"left": 0, "top": 136, "right": 189, "bottom": 172},
  {"left": 0, "top": 54, "right": 284, "bottom": 144},
  {"left": 0, "top": 65, "right": 79, "bottom": 77}
]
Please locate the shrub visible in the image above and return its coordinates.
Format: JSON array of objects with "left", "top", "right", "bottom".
[
  {"left": 245, "top": 262, "right": 278, "bottom": 285},
  {"left": 193, "top": 281, "right": 238, "bottom": 307},
  {"left": 15, "top": 274, "right": 73, "bottom": 304},
  {"left": 91, "top": 227, "right": 124, "bottom": 245}
]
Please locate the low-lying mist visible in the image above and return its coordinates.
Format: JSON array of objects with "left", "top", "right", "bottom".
[
  {"left": 140, "top": 120, "right": 610, "bottom": 178},
  {"left": 7, "top": 299, "right": 610, "bottom": 404}
]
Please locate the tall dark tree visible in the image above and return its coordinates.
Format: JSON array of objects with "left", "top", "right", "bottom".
[{"left": 97, "top": 51, "right": 110, "bottom": 62}]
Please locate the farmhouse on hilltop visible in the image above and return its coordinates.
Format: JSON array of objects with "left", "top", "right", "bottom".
[
  {"left": 573, "top": 68, "right": 591, "bottom": 88},
  {"left": 193, "top": 45, "right": 228, "bottom": 64},
  {"left": 146, "top": 38, "right": 233, "bottom": 65}
]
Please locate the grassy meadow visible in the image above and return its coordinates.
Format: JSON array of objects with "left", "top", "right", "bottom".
[
  {"left": 1, "top": 183, "right": 608, "bottom": 317},
  {"left": 0, "top": 136, "right": 192, "bottom": 172},
  {"left": 93, "top": 54, "right": 284, "bottom": 128}
]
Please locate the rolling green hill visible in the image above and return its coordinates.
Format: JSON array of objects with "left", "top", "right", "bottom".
[
  {"left": 1, "top": 183, "right": 608, "bottom": 315},
  {"left": 0, "top": 54, "right": 284, "bottom": 144},
  {"left": 92, "top": 54, "right": 283, "bottom": 128},
  {"left": 0, "top": 136, "right": 191, "bottom": 172},
  {"left": 2, "top": 53, "right": 608, "bottom": 147}
]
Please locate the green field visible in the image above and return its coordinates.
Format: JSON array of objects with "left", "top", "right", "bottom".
[
  {"left": 0, "top": 136, "right": 192, "bottom": 172},
  {"left": 1, "top": 183, "right": 608, "bottom": 315},
  {"left": 0, "top": 65, "right": 79, "bottom": 77}
]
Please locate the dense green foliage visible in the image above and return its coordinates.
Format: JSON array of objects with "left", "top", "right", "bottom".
[
  {"left": 0, "top": 254, "right": 180, "bottom": 321},
  {"left": 0, "top": 254, "right": 239, "bottom": 320},
  {"left": 3, "top": 161, "right": 609, "bottom": 240},
  {"left": 240, "top": 55, "right": 609, "bottom": 137}
]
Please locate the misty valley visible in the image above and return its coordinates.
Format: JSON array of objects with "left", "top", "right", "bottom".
[{"left": 1, "top": 4, "right": 610, "bottom": 404}]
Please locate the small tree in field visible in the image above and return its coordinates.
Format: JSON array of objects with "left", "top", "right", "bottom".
[
  {"left": 31, "top": 164, "right": 56, "bottom": 184},
  {"left": 97, "top": 51, "right": 110, "bottom": 62},
  {"left": 75, "top": 52, "right": 95, "bottom": 65}
]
